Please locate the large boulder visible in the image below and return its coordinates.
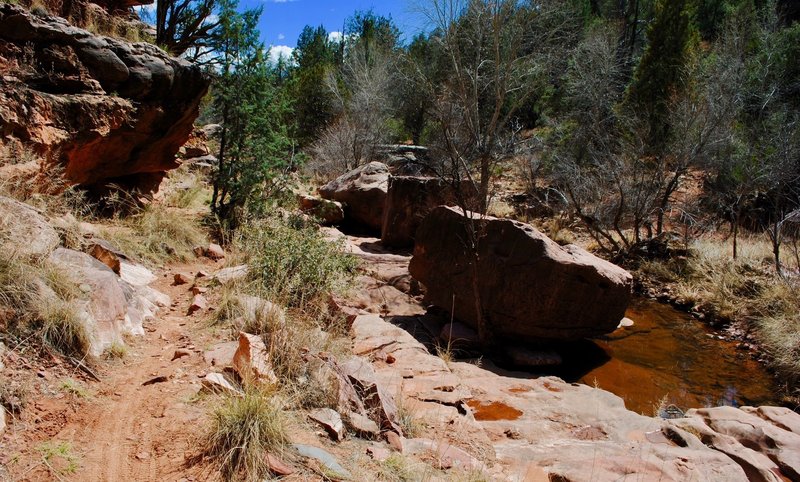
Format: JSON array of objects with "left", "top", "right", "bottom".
[
  {"left": 318, "top": 162, "right": 389, "bottom": 231},
  {"left": 409, "top": 206, "right": 632, "bottom": 342},
  {"left": 0, "top": 4, "right": 209, "bottom": 195},
  {"left": 380, "top": 176, "right": 479, "bottom": 248},
  {"left": 48, "top": 248, "right": 167, "bottom": 355},
  {"left": 0, "top": 196, "right": 59, "bottom": 258}
]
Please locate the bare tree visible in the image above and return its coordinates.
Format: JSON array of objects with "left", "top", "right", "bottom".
[
  {"left": 309, "top": 42, "right": 396, "bottom": 177},
  {"left": 415, "top": 0, "right": 582, "bottom": 212}
]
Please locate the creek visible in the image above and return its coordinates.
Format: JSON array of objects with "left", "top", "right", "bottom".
[{"left": 545, "top": 298, "right": 779, "bottom": 414}]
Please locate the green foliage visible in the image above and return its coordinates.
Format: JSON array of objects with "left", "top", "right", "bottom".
[
  {"left": 627, "top": 0, "right": 699, "bottom": 145},
  {"left": 236, "top": 216, "right": 358, "bottom": 309},
  {"left": 208, "top": 0, "right": 296, "bottom": 228},
  {"left": 290, "top": 25, "right": 337, "bottom": 145}
]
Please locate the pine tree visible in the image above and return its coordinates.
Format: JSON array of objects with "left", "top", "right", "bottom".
[
  {"left": 626, "top": 0, "right": 698, "bottom": 146},
  {"left": 209, "top": 0, "right": 294, "bottom": 228}
]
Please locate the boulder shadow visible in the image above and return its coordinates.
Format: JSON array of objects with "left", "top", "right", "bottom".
[{"left": 386, "top": 312, "right": 613, "bottom": 383}]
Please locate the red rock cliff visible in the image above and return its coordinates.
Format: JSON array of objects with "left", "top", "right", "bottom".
[{"left": 0, "top": 3, "right": 209, "bottom": 194}]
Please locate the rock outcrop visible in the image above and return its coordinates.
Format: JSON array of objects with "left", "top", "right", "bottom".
[
  {"left": 318, "top": 162, "right": 389, "bottom": 231},
  {"left": 348, "top": 305, "right": 800, "bottom": 481},
  {"left": 0, "top": 195, "right": 60, "bottom": 258},
  {"left": 48, "top": 248, "right": 169, "bottom": 355},
  {"left": 297, "top": 194, "right": 345, "bottom": 225},
  {"left": 409, "top": 206, "right": 632, "bottom": 342},
  {"left": 0, "top": 4, "right": 209, "bottom": 194},
  {"left": 381, "top": 176, "right": 479, "bottom": 248}
]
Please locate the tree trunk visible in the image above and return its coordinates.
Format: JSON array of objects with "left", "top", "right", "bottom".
[{"left": 479, "top": 155, "right": 491, "bottom": 214}]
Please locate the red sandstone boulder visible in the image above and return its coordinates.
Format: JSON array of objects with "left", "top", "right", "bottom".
[
  {"left": 318, "top": 162, "right": 389, "bottom": 231},
  {"left": 381, "top": 176, "right": 479, "bottom": 248},
  {"left": 409, "top": 206, "right": 632, "bottom": 342},
  {"left": 0, "top": 4, "right": 209, "bottom": 195},
  {"left": 297, "top": 194, "right": 345, "bottom": 225}
]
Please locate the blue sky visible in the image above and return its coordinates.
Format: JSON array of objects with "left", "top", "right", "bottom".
[{"left": 249, "top": 0, "right": 427, "bottom": 60}]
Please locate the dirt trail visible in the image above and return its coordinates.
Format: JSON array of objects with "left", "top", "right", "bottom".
[{"left": 6, "top": 259, "right": 221, "bottom": 482}]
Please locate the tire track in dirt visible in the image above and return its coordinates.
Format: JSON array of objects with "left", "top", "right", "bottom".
[{"left": 39, "top": 260, "right": 219, "bottom": 481}]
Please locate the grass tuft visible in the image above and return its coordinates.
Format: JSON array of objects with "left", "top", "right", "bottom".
[
  {"left": 36, "top": 297, "right": 91, "bottom": 358},
  {"left": 206, "top": 386, "right": 289, "bottom": 482},
  {"left": 99, "top": 205, "right": 206, "bottom": 265}
]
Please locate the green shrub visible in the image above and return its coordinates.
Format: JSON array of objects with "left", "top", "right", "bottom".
[{"left": 237, "top": 217, "right": 357, "bottom": 309}]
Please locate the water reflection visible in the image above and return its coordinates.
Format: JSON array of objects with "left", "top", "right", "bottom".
[{"left": 556, "top": 298, "right": 778, "bottom": 414}]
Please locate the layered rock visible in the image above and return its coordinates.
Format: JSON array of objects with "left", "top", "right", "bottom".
[
  {"left": 0, "top": 4, "right": 209, "bottom": 194},
  {"left": 409, "top": 206, "right": 632, "bottom": 342},
  {"left": 318, "top": 162, "right": 389, "bottom": 231},
  {"left": 380, "top": 176, "right": 479, "bottom": 248},
  {"left": 348, "top": 303, "right": 800, "bottom": 481}
]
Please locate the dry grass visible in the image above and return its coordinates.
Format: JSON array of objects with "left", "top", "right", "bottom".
[
  {"left": 160, "top": 163, "right": 211, "bottom": 210},
  {"left": 205, "top": 386, "right": 290, "bottom": 482},
  {"left": 641, "top": 234, "right": 800, "bottom": 390},
  {"left": 99, "top": 204, "right": 207, "bottom": 265},
  {"left": 0, "top": 250, "right": 90, "bottom": 358}
]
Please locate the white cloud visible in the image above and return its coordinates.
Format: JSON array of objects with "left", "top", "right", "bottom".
[
  {"left": 328, "top": 31, "right": 343, "bottom": 43},
  {"left": 268, "top": 45, "right": 295, "bottom": 65},
  {"left": 278, "top": 33, "right": 285, "bottom": 40}
]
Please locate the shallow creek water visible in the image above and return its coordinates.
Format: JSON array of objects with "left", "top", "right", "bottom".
[{"left": 545, "top": 298, "right": 779, "bottom": 415}]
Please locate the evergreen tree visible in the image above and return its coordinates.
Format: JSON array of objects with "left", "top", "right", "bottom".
[
  {"left": 626, "top": 0, "right": 698, "bottom": 146},
  {"left": 209, "top": 0, "right": 294, "bottom": 228},
  {"left": 290, "top": 26, "right": 337, "bottom": 146}
]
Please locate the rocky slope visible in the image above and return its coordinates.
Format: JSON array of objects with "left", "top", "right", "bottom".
[
  {"left": 334, "top": 229, "right": 800, "bottom": 481},
  {"left": 0, "top": 3, "right": 209, "bottom": 195}
]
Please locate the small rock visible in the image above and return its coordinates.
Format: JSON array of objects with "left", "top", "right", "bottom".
[
  {"left": 201, "top": 372, "right": 242, "bottom": 396},
  {"left": 385, "top": 354, "right": 396, "bottom": 364},
  {"left": 386, "top": 431, "right": 404, "bottom": 452},
  {"left": 265, "top": 452, "right": 294, "bottom": 476},
  {"left": 232, "top": 332, "right": 278, "bottom": 385},
  {"left": 346, "top": 411, "right": 380, "bottom": 438},
  {"left": 172, "top": 349, "right": 192, "bottom": 361},
  {"left": 37, "top": 370, "right": 49, "bottom": 379},
  {"left": 196, "top": 270, "right": 209, "bottom": 278},
  {"left": 206, "top": 243, "right": 225, "bottom": 260},
  {"left": 309, "top": 408, "right": 346, "bottom": 442},
  {"left": 293, "top": 444, "right": 352, "bottom": 480},
  {"left": 173, "top": 273, "right": 191, "bottom": 285},
  {"left": 142, "top": 375, "right": 170, "bottom": 386},
  {"left": 135, "top": 452, "right": 150, "bottom": 461},
  {"left": 191, "top": 286, "right": 208, "bottom": 295},
  {"left": 213, "top": 265, "right": 249, "bottom": 285},
  {"left": 366, "top": 444, "right": 392, "bottom": 462},
  {"left": 88, "top": 241, "right": 124, "bottom": 274},
  {"left": 203, "top": 341, "right": 239, "bottom": 367},
  {"left": 401, "top": 369, "right": 414, "bottom": 379},
  {"left": 192, "top": 246, "right": 205, "bottom": 258},
  {"left": 188, "top": 294, "right": 208, "bottom": 315}
]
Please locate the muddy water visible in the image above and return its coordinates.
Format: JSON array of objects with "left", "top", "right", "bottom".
[{"left": 551, "top": 299, "right": 778, "bottom": 415}]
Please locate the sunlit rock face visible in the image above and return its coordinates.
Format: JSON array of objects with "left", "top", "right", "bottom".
[
  {"left": 410, "top": 206, "right": 633, "bottom": 342},
  {"left": 0, "top": 3, "right": 209, "bottom": 195}
]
